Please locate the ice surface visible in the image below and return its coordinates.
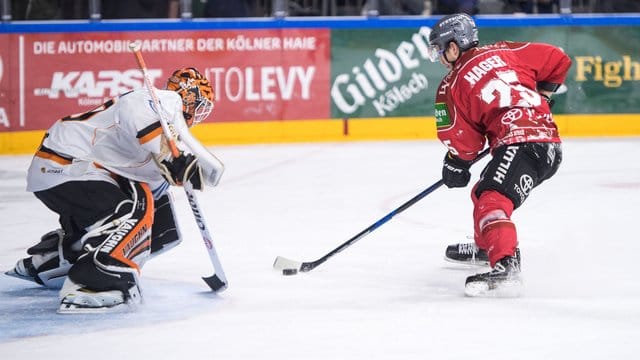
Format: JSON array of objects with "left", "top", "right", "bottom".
[{"left": 1, "top": 138, "right": 639, "bottom": 359}]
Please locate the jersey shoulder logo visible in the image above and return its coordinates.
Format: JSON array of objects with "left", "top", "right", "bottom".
[{"left": 435, "top": 102, "right": 452, "bottom": 128}]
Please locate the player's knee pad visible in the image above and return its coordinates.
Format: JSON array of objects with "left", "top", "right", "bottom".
[
  {"left": 473, "top": 190, "right": 514, "bottom": 244},
  {"left": 472, "top": 190, "right": 514, "bottom": 225},
  {"left": 68, "top": 181, "right": 154, "bottom": 292},
  {"left": 150, "top": 193, "right": 182, "bottom": 259},
  {"left": 473, "top": 190, "right": 518, "bottom": 265}
]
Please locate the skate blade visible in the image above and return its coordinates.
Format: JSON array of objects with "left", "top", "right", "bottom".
[
  {"left": 4, "top": 269, "right": 37, "bottom": 283},
  {"left": 465, "top": 279, "right": 523, "bottom": 298},
  {"left": 57, "top": 301, "right": 136, "bottom": 314},
  {"left": 443, "top": 257, "right": 490, "bottom": 267},
  {"left": 57, "top": 287, "right": 142, "bottom": 315},
  {"left": 5, "top": 268, "right": 68, "bottom": 288},
  {"left": 57, "top": 293, "right": 140, "bottom": 314}
]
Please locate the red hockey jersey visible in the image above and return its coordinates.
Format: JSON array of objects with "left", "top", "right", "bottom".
[{"left": 434, "top": 41, "right": 572, "bottom": 161}]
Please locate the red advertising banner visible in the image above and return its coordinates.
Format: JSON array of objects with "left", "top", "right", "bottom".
[
  {"left": 0, "top": 34, "right": 14, "bottom": 131},
  {"left": 0, "top": 29, "right": 331, "bottom": 132}
]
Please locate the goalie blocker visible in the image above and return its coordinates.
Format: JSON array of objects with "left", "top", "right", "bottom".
[{"left": 165, "top": 94, "right": 224, "bottom": 188}]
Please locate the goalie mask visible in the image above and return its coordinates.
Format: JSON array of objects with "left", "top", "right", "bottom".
[{"left": 166, "top": 67, "right": 215, "bottom": 126}]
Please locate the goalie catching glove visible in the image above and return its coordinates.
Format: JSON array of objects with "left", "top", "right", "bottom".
[{"left": 159, "top": 152, "right": 203, "bottom": 190}]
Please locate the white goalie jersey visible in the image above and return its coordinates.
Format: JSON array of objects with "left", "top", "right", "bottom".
[{"left": 26, "top": 89, "right": 184, "bottom": 193}]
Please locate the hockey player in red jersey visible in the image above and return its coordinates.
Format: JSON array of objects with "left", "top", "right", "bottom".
[
  {"left": 5, "top": 68, "right": 222, "bottom": 312},
  {"left": 427, "top": 13, "right": 571, "bottom": 296}
]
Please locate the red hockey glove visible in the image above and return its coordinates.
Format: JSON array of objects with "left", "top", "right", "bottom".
[{"left": 442, "top": 152, "right": 472, "bottom": 188}]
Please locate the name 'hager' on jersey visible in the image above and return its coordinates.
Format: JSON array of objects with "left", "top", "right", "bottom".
[{"left": 435, "top": 41, "right": 572, "bottom": 159}]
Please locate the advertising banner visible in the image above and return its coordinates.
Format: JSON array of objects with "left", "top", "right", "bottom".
[
  {"left": 1, "top": 22, "right": 639, "bottom": 135},
  {"left": 330, "top": 26, "right": 640, "bottom": 119},
  {"left": 480, "top": 26, "right": 640, "bottom": 115},
  {"left": 0, "top": 34, "right": 13, "bottom": 131},
  {"left": 0, "top": 28, "right": 330, "bottom": 132},
  {"left": 330, "top": 27, "right": 447, "bottom": 119}
]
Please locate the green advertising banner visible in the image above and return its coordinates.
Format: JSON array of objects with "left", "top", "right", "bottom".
[
  {"left": 330, "top": 27, "right": 446, "bottom": 119},
  {"left": 481, "top": 26, "right": 640, "bottom": 114},
  {"left": 331, "top": 25, "right": 640, "bottom": 118}
]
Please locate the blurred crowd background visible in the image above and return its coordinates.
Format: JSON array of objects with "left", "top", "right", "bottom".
[{"left": 2, "top": 0, "right": 640, "bottom": 21}]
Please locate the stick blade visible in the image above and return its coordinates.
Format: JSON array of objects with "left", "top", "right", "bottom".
[
  {"left": 203, "top": 275, "right": 228, "bottom": 293},
  {"left": 273, "top": 256, "right": 302, "bottom": 272}
]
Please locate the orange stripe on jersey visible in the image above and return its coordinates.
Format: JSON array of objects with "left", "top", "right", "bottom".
[
  {"left": 35, "top": 149, "right": 72, "bottom": 165},
  {"left": 138, "top": 126, "right": 163, "bottom": 145},
  {"left": 137, "top": 122, "right": 163, "bottom": 145},
  {"left": 110, "top": 183, "right": 155, "bottom": 272},
  {"left": 93, "top": 162, "right": 120, "bottom": 181}
]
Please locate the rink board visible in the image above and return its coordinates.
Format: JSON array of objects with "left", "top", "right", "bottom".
[
  {"left": 1, "top": 114, "right": 638, "bottom": 155},
  {"left": 1, "top": 15, "right": 639, "bottom": 153}
]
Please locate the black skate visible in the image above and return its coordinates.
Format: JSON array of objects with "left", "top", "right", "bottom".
[
  {"left": 464, "top": 255, "right": 522, "bottom": 297},
  {"left": 444, "top": 242, "right": 489, "bottom": 266}
]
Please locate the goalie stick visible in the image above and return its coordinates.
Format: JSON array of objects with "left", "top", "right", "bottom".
[
  {"left": 273, "top": 147, "right": 491, "bottom": 274},
  {"left": 129, "top": 43, "right": 228, "bottom": 292}
]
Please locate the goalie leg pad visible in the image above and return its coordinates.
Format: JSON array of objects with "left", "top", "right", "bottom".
[
  {"left": 149, "top": 193, "right": 182, "bottom": 259},
  {"left": 9, "top": 180, "right": 133, "bottom": 287},
  {"left": 92, "top": 182, "right": 154, "bottom": 272},
  {"left": 66, "top": 181, "right": 153, "bottom": 294},
  {"left": 65, "top": 251, "right": 140, "bottom": 295}
]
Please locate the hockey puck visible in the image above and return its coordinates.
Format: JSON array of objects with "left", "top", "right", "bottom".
[{"left": 282, "top": 268, "right": 298, "bottom": 276}]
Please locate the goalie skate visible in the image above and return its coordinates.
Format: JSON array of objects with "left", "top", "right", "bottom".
[
  {"left": 5, "top": 252, "right": 72, "bottom": 288},
  {"left": 57, "top": 278, "right": 143, "bottom": 314},
  {"left": 5, "top": 229, "right": 73, "bottom": 288},
  {"left": 5, "top": 257, "right": 38, "bottom": 282},
  {"left": 464, "top": 255, "right": 522, "bottom": 298}
]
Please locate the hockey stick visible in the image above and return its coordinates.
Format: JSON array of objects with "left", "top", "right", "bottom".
[
  {"left": 129, "top": 43, "right": 228, "bottom": 292},
  {"left": 273, "top": 147, "right": 491, "bottom": 274}
]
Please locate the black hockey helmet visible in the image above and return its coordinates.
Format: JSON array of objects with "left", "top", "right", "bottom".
[{"left": 427, "top": 13, "right": 479, "bottom": 62}]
